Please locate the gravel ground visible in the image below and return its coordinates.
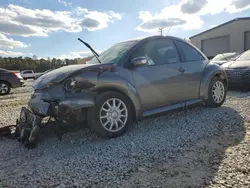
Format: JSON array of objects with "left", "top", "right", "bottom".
[{"left": 0, "top": 81, "right": 250, "bottom": 188}]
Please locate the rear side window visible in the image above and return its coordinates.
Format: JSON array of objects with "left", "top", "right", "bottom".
[{"left": 175, "top": 40, "right": 204, "bottom": 62}]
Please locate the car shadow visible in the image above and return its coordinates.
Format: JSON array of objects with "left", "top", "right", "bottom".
[{"left": 118, "top": 106, "right": 246, "bottom": 188}]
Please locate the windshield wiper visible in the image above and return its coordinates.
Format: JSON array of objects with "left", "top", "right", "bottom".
[{"left": 78, "top": 38, "right": 102, "bottom": 64}]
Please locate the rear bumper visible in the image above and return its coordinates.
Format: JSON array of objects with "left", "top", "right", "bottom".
[{"left": 10, "top": 78, "right": 24, "bottom": 88}]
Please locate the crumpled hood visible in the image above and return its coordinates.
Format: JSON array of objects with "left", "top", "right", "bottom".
[
  {"left": 221, "top": 60, "right": 250, "bottom": 69},
  {"left": 33, "top": 63, "right": 114, "bottom": 89}
]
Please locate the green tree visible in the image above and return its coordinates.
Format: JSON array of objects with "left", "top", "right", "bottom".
[{"left": 0, "top": 56, "right": 69, "bottom": 72}]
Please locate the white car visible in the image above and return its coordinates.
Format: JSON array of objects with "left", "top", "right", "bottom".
[
  {"left": 34, "top": 69, "right": 53, "bottom": 80},
  {"left": 20, "top": 70, "right": 42, "bottom": 80},
  {"left": 210, "top": 52, "right": 240, "bottom": 65}
]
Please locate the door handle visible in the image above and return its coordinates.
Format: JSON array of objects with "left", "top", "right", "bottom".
[{"left": 178, "top": 67, "right": 186, "bottom": 73}]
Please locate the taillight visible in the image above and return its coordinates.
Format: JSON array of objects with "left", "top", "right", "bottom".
[{"left": 12, "top": 72, "right": 23, "bottom": 79}]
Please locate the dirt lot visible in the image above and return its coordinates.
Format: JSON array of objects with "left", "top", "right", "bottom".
[{"left": 0, "top": 80, "right": 250, "bottom": 188}]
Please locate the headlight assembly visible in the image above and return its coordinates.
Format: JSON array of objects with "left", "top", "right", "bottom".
[{"left": 64, "top": 78, "right": 77, "bottom": 92}]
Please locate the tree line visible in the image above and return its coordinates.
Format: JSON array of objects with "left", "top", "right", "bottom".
[{"left": 0, "top": 56, "right": 79, "bottom": 72}]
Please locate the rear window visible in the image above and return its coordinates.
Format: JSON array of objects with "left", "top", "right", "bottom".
[
  {"left": 23, "top": 70, "right": 33, "bottom": 74},
  {"left": 175, "top": 40, "right": 205, "bottom": 62}
]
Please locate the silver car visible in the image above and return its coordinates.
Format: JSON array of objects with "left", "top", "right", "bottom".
[{"left": 18, "top": 36, "right": 228, "bottom": 148}]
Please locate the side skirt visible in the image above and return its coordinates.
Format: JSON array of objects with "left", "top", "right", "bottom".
[{"left": 142, "top": 98, "right": 202, "bottom": 118}]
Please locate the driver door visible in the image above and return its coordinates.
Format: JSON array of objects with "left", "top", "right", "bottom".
[{"left": 130, "top": 38, "right": 188, "bottom": 111}]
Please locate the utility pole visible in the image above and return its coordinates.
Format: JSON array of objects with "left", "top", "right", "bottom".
[
  {"left": 47, "top": 57, "right": 51, "bottom": 69},
  {"left": 158, "top": 28, "right": 163, "bottom": 36}
]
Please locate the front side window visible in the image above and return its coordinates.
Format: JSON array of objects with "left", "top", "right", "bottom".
[
  {"left": 131, "top": 39, "right": 180, "bottom": 65},
  {"left": 175, "top": 40, "right": 204, "bottom": 62},
  {"left": 88, "top": 41, "right": 137, "bottom": 65}
]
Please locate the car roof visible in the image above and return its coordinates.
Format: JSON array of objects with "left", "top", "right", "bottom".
[
  {"left": 117, "top": 35, "right": 186, "bottom": 45},
  {"left": 0, "top": 68, "right": 8, "bottom": 72}
]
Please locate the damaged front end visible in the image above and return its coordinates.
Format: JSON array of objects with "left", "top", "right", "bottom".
[
  {"left": 0, "top": 62, "right": 115, "bottom": 148},
  {"left": 14, "top": 64, "right": 107, "bottom": 148}
]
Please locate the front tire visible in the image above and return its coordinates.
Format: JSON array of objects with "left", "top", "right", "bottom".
[
  {"left": 0, "top": 81, "right": 11, "bottom": 95},
  {"left": 204, "top": 77, "right": 227, "bottom": 107},
  {"left": 88, "top": 92, "right": 133, "bottom": 138}
]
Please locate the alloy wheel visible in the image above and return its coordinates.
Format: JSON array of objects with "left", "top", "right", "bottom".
[
  {"left": 212, "top": 81, "right": 225, "bottom": 103},
  {"left": 99, "top": 98, "right": 128, "bottom": 132},
  {"left": 0, "top": 83, "right": 9, "bottom": 94}
]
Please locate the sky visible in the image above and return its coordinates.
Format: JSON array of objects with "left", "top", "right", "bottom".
[{"left": 0, "top": 0, "right": 250, "bottom": 59}]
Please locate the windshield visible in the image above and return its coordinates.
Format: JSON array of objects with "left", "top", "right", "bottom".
[
  {"left": 236, "top": 50, "right": 250, "bottom": 61},
  {"left": 88, "top": 41, "right": 137, "bottom": 65},
  {"left": 212, "top": 53, "right": 236, "bottom": 61}
]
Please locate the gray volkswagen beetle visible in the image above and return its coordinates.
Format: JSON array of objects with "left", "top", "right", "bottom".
[{"left": 18, "top": 35, "right": 228, "bottom": 148}]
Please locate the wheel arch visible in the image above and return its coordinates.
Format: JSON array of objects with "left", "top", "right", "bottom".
[
  {"left": 92, "top": 85, "right": 142, "bottom": 121},
  {"left": 0, "top": 80, "right": 12, "bottom": 87},
  {"left": 214, "top": 72, "right": 228, "bottom": 88},
  {"left": 199, "top": 64, "right": 228, "bottom": 100}
]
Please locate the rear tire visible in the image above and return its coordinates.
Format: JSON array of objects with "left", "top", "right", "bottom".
[
  {"left": 0, "top": 81, "right": 11, "bottom": 95},
  {"left": 88, "top": 92, "right": 133, "bottom": 138},
  {"left": 204, "top": 77, "right": 227, "bottom": 107}
]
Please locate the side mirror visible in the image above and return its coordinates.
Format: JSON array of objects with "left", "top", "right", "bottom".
[{"left": 131, "top": 57, "right": 148, "bottom": 68}]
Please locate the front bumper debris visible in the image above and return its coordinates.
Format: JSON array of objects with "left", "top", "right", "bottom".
[
  {"left": 0, "top": 87, "right": 95, "bottom": 148},
  {"left": 0, "top": 98, "right": 94, "bottom": 149},
  {"left": 0, "top": 124, "right": 19, "bottom": 138},
  {"left": 0, "top": 107, "right": 46, "bottom": 149},
  {"left": 18, "top": 107, "right": 42, "bottom": 148}
]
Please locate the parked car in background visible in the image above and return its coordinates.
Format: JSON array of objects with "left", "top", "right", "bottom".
[
  {"left": 21, "top": 70, "right": 42, "bottom": 80},
  {"left": 210, "top": 52, "right": 240, "bottom": 65},
  {"left": 0, "top": 68, "right": 24, "bottom": 95},
  {"left": 19, "top": 36, "right": 228, "bottom": 147},
  {"left": 222, "top": 50, "right": 250, "bottom": 88},
  {"left": 34, "top": 69, "right": 53, "bottom": 80}
]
